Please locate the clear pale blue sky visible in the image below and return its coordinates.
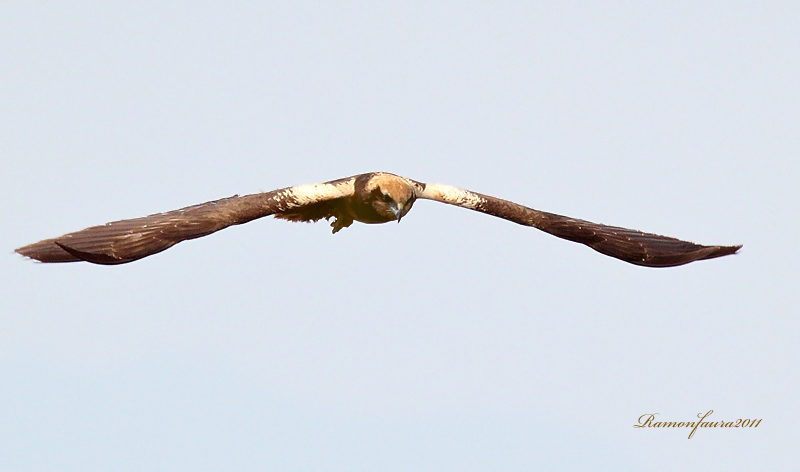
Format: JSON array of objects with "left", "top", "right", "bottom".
[{"left": 1, "top": 2, "right": 798, "bottom": 470}]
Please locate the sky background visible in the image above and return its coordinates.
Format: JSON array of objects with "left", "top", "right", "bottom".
[{"left": 1, "top": 2, "right": 798, "bottom": 471}]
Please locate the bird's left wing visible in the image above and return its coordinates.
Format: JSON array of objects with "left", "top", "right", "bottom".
[
  {"left": 413, "top": 181, "right": 741, "bottom": 268},
  {"left": 16, "top": 176, "right": 357, "bottom": 265}
]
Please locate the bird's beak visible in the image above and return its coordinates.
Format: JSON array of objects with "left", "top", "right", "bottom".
[{"left": 391, "top": 202, "right": 404, "bottom": 222}]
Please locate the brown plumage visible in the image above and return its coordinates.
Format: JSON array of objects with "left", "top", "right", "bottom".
[{"left": 15, "top": 172, "right": 741, "bottom": 267}]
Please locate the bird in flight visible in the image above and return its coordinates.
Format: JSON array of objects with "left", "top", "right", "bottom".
[{"left": 16, "top": 172, "right": 741, "bottom": 267}]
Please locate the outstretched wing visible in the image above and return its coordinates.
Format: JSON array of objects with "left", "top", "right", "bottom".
[
  {"left": 16, "top": 177, "right": 357, "bottom": 265},
  {"left": 413, "top": 181, "right": 741, "bottom": 268}
]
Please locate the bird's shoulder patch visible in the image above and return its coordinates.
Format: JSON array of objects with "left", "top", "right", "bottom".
[{"left": 416, "top": 182, "right": 486, "bottom": 210}]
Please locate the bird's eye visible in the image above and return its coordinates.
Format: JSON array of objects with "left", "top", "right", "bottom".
[{"left": 382, "top": 193, "right": 393, "bottom": 202}]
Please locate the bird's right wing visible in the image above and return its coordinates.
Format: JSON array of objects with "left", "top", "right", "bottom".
[
  {"left": 414, "top": 181, "right": 741, "bottom": 268},
  {"left": 16, "top": 176, "right": 357, "bottom": 265}
]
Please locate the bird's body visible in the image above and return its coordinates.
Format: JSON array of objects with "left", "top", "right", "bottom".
[
  {"left": 16, "top": 172, "right": 741, "bottom": 267},
  {"left": 272, "top": 173, "right": 415, "bottom": 231}
]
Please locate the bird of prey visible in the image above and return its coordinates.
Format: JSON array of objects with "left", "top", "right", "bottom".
[{"left": 15, "top": 172, "right": 741, "bottom": 267}]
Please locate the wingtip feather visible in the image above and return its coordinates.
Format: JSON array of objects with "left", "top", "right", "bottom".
[
  {"left": 15, "top": 239, "right": 82, "bottom": 263},
  {"left": 700, "top": 244, "right": 742, "bottom": 261}
]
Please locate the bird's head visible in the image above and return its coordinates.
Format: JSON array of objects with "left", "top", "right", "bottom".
[{"left": 366, "top": 173, "right": 416, "bottom": 222}]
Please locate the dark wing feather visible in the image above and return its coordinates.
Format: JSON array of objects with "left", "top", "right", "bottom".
[
  {"left": 414, "top": 181, "right": 740, "bottom": 268},
  {"left": 16, "top": 177, "right": 356, "bottom": 265},
  {"left": 536, "top": 211, "right": 740, "bottom": 267}
]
